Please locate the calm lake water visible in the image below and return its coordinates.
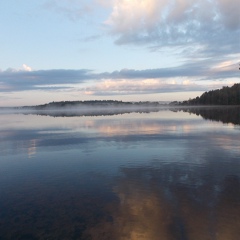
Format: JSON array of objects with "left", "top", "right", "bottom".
[{"left": 0, "top": 107, "right": 240, "bottom": 240}]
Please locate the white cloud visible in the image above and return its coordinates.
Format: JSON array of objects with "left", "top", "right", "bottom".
[
  {"left": 105, "top": 0, "right": 168, "bottom": 33},
  {"left": 22, "top": 64, "right": 32, "bottom": 72}
]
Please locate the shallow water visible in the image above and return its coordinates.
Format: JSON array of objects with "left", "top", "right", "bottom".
[{"left": 0, "top": 108, "right": 240, "bottom": 239}]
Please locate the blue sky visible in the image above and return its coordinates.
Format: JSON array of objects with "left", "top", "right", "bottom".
[{"left": 0, "top": 0, "right": 239, "bottom": 106}]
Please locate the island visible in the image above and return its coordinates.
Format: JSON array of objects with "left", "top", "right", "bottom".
[
  {"left": 15, "top": 100, "right": 169, "bottom": 117},
  {"left": 24, "top": 100, "right": 167, "bottom": 110}
]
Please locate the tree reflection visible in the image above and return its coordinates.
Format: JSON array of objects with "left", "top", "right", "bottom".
[{"left": 174, "top": 107, "right": 240, "bottom": 125}]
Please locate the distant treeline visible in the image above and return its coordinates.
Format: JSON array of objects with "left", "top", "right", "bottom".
[
  {"left": 25, "top": 100, "right": 166, "bottom": 110},
  {"left": 172, "top": 83, "right": 240, "bottom": 105}
]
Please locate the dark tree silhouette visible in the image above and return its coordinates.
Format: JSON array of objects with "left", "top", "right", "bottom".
[{"left": 180, "top": 84, "right": 240, "bottom": 105}]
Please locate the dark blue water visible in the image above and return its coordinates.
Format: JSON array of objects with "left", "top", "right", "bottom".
[{"left": 0, "top": 108, "right": 239, "bottom": 239}]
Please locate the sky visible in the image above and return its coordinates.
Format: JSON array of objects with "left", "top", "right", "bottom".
[{"left": 0, "top": 0, "right": 239, "bottom": 106}]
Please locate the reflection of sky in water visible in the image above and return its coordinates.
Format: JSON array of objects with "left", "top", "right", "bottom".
[{"left": 0, "top": 110, "right": 239, "bottom": 239}]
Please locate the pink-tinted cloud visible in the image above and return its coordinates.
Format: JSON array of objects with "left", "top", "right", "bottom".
[{"left": 105, "top": 0, "right": 240, "bottom": 57}]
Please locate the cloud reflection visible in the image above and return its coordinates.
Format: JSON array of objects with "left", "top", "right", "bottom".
[
  {"left": 84, "top": 164, "right": 240, "bottom": 240},
  {"left": 0, "top": 111, "right": 204, "bottom": 158},
  {"left": 1, "top": 109, "right": 240, "bottom": 159}
]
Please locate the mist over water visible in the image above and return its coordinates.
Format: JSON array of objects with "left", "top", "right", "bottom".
[
  {"left": 0, "top": 104, "right": 167, "bottom": 117},
  {"left": 0, "top": 108, "right": 239, "bottom": 239}
]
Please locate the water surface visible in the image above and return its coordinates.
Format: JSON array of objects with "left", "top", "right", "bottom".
[{"left": 0, "top": 108, "right": 239, "bottom": 239}]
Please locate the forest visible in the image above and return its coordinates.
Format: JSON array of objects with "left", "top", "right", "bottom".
[{"left": 180, "top": 83, "right": 240, "bottom": 105}]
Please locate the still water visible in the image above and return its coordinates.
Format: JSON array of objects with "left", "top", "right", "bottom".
[{"left": 0, "top": 107, "right": 240, "bottom": 240}]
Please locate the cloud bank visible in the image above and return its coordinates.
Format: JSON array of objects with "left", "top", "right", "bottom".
[
  {"left": 105, "top": 0, "right": 240, "bottom": 55},
  {"left": 0, "top": 59, "right": 238, "bottom": 96},
  {"left": 0, "top": 68, "right": 93, "bottom": 92}
]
